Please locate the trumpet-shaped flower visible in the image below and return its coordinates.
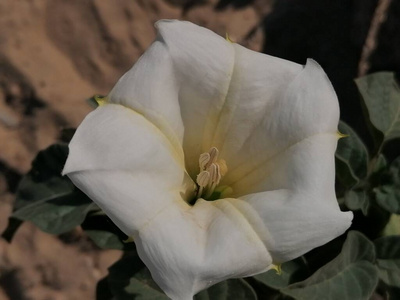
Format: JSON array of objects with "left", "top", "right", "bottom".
[{"left": 63, "top": 20, "right": 353, "bottom": 300}]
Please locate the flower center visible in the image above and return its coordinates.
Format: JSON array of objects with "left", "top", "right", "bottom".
[{"left": 195, "top": 147, "right": 227, "bottom": 200}]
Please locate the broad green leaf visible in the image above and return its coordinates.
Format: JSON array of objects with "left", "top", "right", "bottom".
[
  {"left": 375, "top": 156, "right": 400, "bottom": 214},
  {"left": 281, "top": 231, "right": 378, "bottom": 300},
  {"left": 374, "top": 236, "right": 400, "bottom": 288},
  {"left": 108, "top": 253, "right": 257, "bottom": 300},
  {"left": 344, "top": 190, "right": 370, "bottom": 215},
  {"left": 383, "top": 214, "right": 400, "bottom": 236},
  {"left": 195, "top": 279, "right": 257, "bottom": 300},
  {"left": 254, "top": 258, "right": 309, "bottom": 290},
  {"left": 108, "top": 253, "right": 168, "bottom": 300},
  {"left": 373, "top": 154, "right": 388, "bottom": 175},
  {"left": 10, "top": 145, "right": 94, "bottom": 234},
  {"left": 375, "top": 186, "right": 400, "bottom": 214},
  {"left": 335, "top": 121, "right": 369, "bottom": 187},
  {"left": 355, "top": 72, "right": 400, "bottom": 142},
  {"left": 82, "top": 214, "right": 136, "bottom": 251},
  {"left": 369, "top": 154, "right": 387, "bottom": 188}
]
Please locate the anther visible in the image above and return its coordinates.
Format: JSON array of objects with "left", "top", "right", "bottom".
[
  {"left": 195, "top": 147, "right": 227, "bottom": 199},
  {"left": 207, "top": 147, "right": 219, "bottom": 167},
  {"left": 197, "top": 171, "right": 211, "bottom": 187},
  {"left": 196, "top": 170, "right": 211, "bottom": 199},
  {"left": 199, "top": 153, "right": 211, "bottom": 171}
]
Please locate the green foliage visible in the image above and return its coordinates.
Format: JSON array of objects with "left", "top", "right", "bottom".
[
  {"left": 1, "top": 143, "right": 132, "bottom": 250},
  {"left": 383, "top": 214, "right": 400, "bottom": 236},
  {"left": 280, "top": 231, "right": 379, "bottom": 300},
  {"left": 253, "top": 258, "right": 309, "bottom": 290},
  {"left": 374, "top": 236, "right": 400, "bottom": 288},
  {"left": 374, "top": 156, "right": 400, "bottom": 214},
  {"left": 82, "top": 213, "right": 136, "bottom": 251},
  {"left": 106, "top": 253, "right": 169, "bottom": 300},
  {"left": 335, "top": 121, "right": 369, "bottom": 187},
  {"left": 355, "top": 72, "right": 400, "bottom": 143},
  {"left": 101, "top": 252, "right": 258, "bottom": 300},
  {"left": 2, "top": 145, "right": 94, "bottom": 236},
  {"left": 195, "top": 279, "right": 257, "bottom": 300},
  {"left": 344, "top": 189, "right": 370, "bottom": 216}
]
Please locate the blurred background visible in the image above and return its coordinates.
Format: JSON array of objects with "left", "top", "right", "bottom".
[{"left": 0, "top": 0, "right": 399, "bottom": 299}]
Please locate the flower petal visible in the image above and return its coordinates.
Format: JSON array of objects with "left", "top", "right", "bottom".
[
  {"left": 63, "top": 104, "right": 194, "bottom": 231},
  {"left": 229, "top": 131, "right": 353, "bottom": 262},
  {"left": 229, "top": 130, "right": 339, "bottom": 200},
  {"left": 108, "top": 20, "right": 236, "bottom": 178},
  {"left": 135, "top": 197, "right": 273, "bottom": 299},
  {"left": 64, "top": 104, "right": 272, "bottom": 299},
  {"left": 71, "top": 170, "right": 273, "bottom": 299},
  {"left": 107, "top": 35, "right": 184, "bottom": 159},
  {"left": 216, "top": 52, "right": 340, "bottom": 196},
  {"left": 242, "top": 188, "right": 353, "bottom": 263}
]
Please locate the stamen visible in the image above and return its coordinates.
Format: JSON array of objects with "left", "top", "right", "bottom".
[
  {"left": 197, "top": 171, "right": 211, "bottom": 187},
  {"left": 207, "top": 147, "right": 219, "bottom": 168},
  {"left": 209, "top": 163, "right": 221, "bottom": 185},
  {"left": 199, "top": 153, "right": 210, "bottom": 171},
  {"left": 196, "top": 170, "right": 211, "bottom": 199},
  {"left": 195, "top": 147, "right": 228, "bottom": 199}
]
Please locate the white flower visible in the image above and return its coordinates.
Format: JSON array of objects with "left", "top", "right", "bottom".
[{"left": 63, "top": 20, "right": 353, "bottom": 300}]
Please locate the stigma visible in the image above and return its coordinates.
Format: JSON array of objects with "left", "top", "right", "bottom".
[{"left": 195, "top": 147, "right": 227, "bottom": 199}]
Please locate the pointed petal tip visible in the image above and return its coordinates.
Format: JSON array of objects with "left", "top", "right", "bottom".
[
  {"left": 337, "top": 131, "right": 349, "bottom": 139},
  {"left": 61, "top": 158, "right": 71, "bottom": 176},
  {"left": 155, "top": 19, "right": 227, "bottom": 44},
  {"left": 155, "top": 19, "right": 191, "bottom": 31}
]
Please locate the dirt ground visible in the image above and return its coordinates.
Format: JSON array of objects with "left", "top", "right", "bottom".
[{"left": 0, "top": 1, "right": 270, "bottom": 299}]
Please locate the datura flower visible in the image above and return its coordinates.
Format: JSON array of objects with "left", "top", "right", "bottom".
[{"left": 63, "top": 20, "right": 353, "bottom": 299}]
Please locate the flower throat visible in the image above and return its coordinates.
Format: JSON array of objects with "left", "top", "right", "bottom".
[{"left": 195, "top": 147, "right": 227, "bottom": 200}]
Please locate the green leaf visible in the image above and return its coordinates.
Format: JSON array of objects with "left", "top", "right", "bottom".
[
  {"left": 107, "top": 253, "right": 168, "bottom": 300},
  {"left": 382, "top": 214, "right": 400, "bottom": 236},
  {"left": 375, "top": 186, "right": 400, "bottom": 214},
  {"left": 195, "top": 279, "right": 257, "bottom": 300},
  {"left": 281, "top": 231, "right": 379, "bottom": 300},
  {"left": 374, "top": 236, "right": 400, "bottom": 288},
  {"left": 10, "top": 145, "right": 94, "bottom": 234},
  {"left": 373, "top": 154, "right": 388, "bottom": 175},
  {"left": 254, "top": 258, "right": 309, "bottom": 290},
  {"left": 335, "top": 121, "right": 369, "bottom": 187},
  {"left": 368, "top": 154, "right": 388, "bottom": 188},
  {"left": 107, "top": 253, "right": 257, "bottom": 300},
  {"left": 82, "top": 214, "right": 136, "bottom": 251},
  {"left": 375, "top": 156, "right": 400, "bottom": 214},
  {"left": 355, "top": 72, "right": 400, "bottom": 142},
  {"left": 344, "top": 190, "right": 370, "bottom": 215}
]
